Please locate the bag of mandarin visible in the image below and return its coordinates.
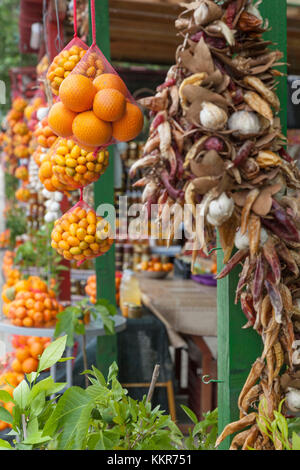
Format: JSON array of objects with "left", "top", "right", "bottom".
[
  {"left": 48, "top": 136, "right": 110, "bottom": 191},
  {"left": 51, "top": 199, "right": 114, "bottom": 264},
  {"left": 48, "top": 0, "right": 144, "bottom": 150}
]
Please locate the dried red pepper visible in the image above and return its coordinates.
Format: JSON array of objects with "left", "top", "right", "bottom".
[{"left": 216, "top": 249, "right": 249, "bottom": 280}]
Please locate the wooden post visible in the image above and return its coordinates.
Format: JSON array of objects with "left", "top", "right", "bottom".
[
  {"left": 217, "top": 0, "right": 287, "bottom": 450},
  {"left": 89, "top": 0, "right": 117, "bottom": 378}
]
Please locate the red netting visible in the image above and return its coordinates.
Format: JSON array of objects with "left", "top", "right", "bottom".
[
  {"left": 50, "top": 137, "right": 109, "bottom": 191},
  {"left": 50, "top": 199, "right": 114, "bottom": 264}
]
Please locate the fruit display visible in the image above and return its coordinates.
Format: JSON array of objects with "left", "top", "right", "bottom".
[
  {"left": 11, "top": 336, "right": 51, "bottom": 374},
  {"left": 4, "top": 276, "right": 62, "bottom": 328},
  {"left": 33, "top": 117, "right": 58, "bottom": 149},
  {"left": 0, "top": 370, "right": 23, "bottom": 431},
  {"left": 50, "top": 138, "right": 109, "bottom": 190},
  {"left": 15, "top": 165, "right": 28, "bottom": 181},
  {"left": 139, "top": 257, "right": 173, "bottom": 274},
  {"left": 47, "top": 42, "right": 88, "bottom": 96},
  {"left": 51, "top": 203, "right": 114, "bottom": 262},
  {"left": 85, "top": 274, "right": 96, "bottom": 304},
  {"left": 15, "top": 186, "right": 32, "bottom": 203},
  {"left": 2, "top": 251, "right": 17, "bottom": 279},
  {"left": 0, "top": 229, "right": 10, "bottom": 248},
  {"left": 47, "top": 54, "right": 143, "bottom": 148}
]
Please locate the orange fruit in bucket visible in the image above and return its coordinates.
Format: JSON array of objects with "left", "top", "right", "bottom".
[
  {"left": 48, "top": 102, "right": 77, "bottom": 138},
  {"left": 59, "top": 74, "right": 97, "bottom": 112},
  {"left": 112, "top": 102, "right": 144, "bottom": 142},
  {"left": 93, "top": 73, "right": 127, "bottom": 96},
  {"left": 72, "top": 111, "right": 112, "bottom": 147},
  {"left": 93, "top": 89, "right": 126, "bottom": 122}
]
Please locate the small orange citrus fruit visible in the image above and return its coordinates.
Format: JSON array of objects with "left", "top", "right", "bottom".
[
  {"left": 112, "top": 102, "right": 144, "bottom": 142},
  {"left": 48, "top": 102, "right": 77, "bottom": 138},
  {"left": 72, "top": 111, "right": 112, "bottom": 147},
  {"left": 59, "top": 74, "right": 96, "bottom": 112},
  {"left": 93, "top": 88, "right": 126, "bottom": 122}
]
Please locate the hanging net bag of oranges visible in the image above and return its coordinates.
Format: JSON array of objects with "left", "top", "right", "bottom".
[
  {"left": 48, "top": 0, "right": 144, "bottom": 151},
  {"left": 49, "top": 137, "right": 109, "bottom": 190},
  {"left": 51, "top": 195, "right": 114, "bottom": 264},
  {"left": 46, "top": 0, "right": 89, "bottom": 97}
]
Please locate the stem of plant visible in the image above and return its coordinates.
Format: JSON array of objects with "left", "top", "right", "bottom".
[
  {"left": 82, "top": 334, "right": 89, "bottom": 388},
  {"left": 22, "top": 414, "right": 27, "bottom": 440},
  {"left": 146, "top": 364, "right": 160, "bottom": 403}
]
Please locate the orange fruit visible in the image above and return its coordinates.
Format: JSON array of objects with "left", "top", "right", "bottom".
[
  {"left": 15, "top": 347, "right": 30, "bottom": 363},
  {"left": 93, "top": 89, "right": 126, "bottom": 122},
  {"left": 29, "top": 342, "right": 44, "bottom": 359},
  {"left": 22, "top": 358, "right": 38, "bottom": 374},
  {"left": 48, "top": 102, "right": 77, "bottom": 138},
  {"left": 112, "top": 102, "right": 144, "bottom": 142},
  {"left": 11, "top": 358, "right": 23, "bottom": 373},
  {"left": 22, "top": 317, "right": 33, "bottom": 327},
  {"left": 72, "top": 111, "right": 112, "bottom": 147},
  {"left": 59, "top": 74, "right": 97, "bottom": 112},
  {"left": 93, "top": 73, "right": 127, "bottom": 96}
]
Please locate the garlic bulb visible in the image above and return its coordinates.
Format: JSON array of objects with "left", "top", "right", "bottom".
[
  {"left": 286, "top": 388, "right": 300, "bottom": 413},
  {"left": 246, "top": 3, "right": 263, "bottom": 21},
  {"left": 194, "top": 4, "right": 209, "bottom": 25},
  {"left": 234, "top": 227, "right": 268, "bottom": 250},
  {"left": 200, "top": 102, "right": 228, "bottom": 130},
  {"left": 228, "top": 111, "right": 261, "bottom": 136},
  {"left": 37, "top": 106, "right": 49, "bottom": 121},
  {"left": 206, "top": 193, "right": 234, "bottom": 226}
]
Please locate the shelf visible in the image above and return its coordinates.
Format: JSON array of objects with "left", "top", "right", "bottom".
[{"left": 150, "top": 245, "right": 182, "bottom": 256}]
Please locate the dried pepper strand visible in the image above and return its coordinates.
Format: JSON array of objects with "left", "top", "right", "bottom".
[
  {"left": 264, "top": 279, "right": 283, "bottom": 324},
  {"left": 233, "top": 141, "right": 255, "bottom": 167},
  {"left": 216, "top": 249, "right": 249, "bottom": 279},
  {"left": 262, "top": 239, "right": 281, "bottom": 285},
  {"left": 252, "top": 253, "right": 265, "bottom": 307},
  {"left": 240, "top": 292, "right": 256, "bottom": 326}
]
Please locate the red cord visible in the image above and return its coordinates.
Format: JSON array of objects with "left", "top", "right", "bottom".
[
  {"left": 90, "top": 0, "right": 96, "bottom": 46},
  {"left": 73, "top": 0, "right": 78, "bottom": 37},
  {"left": 79, "top": 187, "right": 83, "bottom": 201}
]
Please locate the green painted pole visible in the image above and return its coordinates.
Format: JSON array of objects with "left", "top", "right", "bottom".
[
  {"left": 89, "top": 0, "right": 117, "bottom": 378},
  {"left": 217, "top": 0, "right": 287, "bottom": 450}
]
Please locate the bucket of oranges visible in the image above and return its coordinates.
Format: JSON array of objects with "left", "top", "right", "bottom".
[{"left": 51, "top": 201, "right": 114, "bottom": 263}]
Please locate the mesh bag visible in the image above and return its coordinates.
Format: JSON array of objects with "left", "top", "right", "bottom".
[
  {"left": 38, "top": 146, "right": 75, "bottom": 193},
  {"left": 50, "top": 137, "right": 109, "bottom": 190},
  {"left": 51, "top": 198, "right": 114, "bottom": 264},
  {"left": 47, "top": 0, "right": 144, "bottom": 150}
]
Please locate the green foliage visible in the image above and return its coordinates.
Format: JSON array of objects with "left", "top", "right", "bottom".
[
  {"left": 5, "top": 205, "right": 27, "bottom": 247},
  {"left": 14, "top": 224, "right": 67, "bottom": 290},
  {"left": 54, "top": 298, "right": 117, "bottom": 347},
  {"left": 4, "top": 172, "right": 18, "bottom": 201},
  {"left": 256, "top": 398, "right": 300, "bottom": 450},
  {"left": 0, "top": 336, "right": 218, "bottom": 451},
  {"left": 0, "top": 0, "right": 36, "bottom": 117},
  {"left": 181, "top": 406, "right": 218, "bottom": 450}
]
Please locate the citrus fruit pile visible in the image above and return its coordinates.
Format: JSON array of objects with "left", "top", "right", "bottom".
[
  {"left": 4, "top": 276, "right": 62, "bottom": 328},
  {"left": 85, "top": 274, "right": 96, "bottom": 304},
  {"left": 0, "top": 370, "right": 23, "bottom": 431},
  {"left": 15, "top": 165, "right": 28, "bottom": 181},
  {"left": 33, "top": 117, "right": 58, "bottom": 149},
  {"left": 48, "top": 72, "right": 144, "bottom": 148},
  {"left": 2, "top": 251, "right": 18, "bottom": 279},
  {"left": 0, "top": 229, "right": 10, "bottom": 249},
  {"left": 15, "top": 186, "right": 31, "bottom": 203},
  {"left": 51, "top": 205, "right": 113, "bottom": 262},
  {"left": 51, "top": 138, "right": 109, "bottom": 189},
  {"left": 38, "top": 152, "right": 74, "bottom": 192},
  {"left": 11, "top": 336, "right": 51, "bottom": 375},
  {"left": 47, "top": 44, "right": 87, "bottom": 95}
]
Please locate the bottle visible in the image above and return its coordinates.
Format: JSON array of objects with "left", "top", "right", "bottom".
[{"left": 119, "top": 269, "right": 142, "bottom": 318}]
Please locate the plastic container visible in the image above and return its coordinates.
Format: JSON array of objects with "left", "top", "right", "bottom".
[{"left": 119, "top": 269, "right": 142, "bottom": 317}]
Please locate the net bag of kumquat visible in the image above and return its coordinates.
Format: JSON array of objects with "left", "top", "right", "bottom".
[
  {"left": 47, "top": 0, "right": 144, "bottom": 150},
  {"left": 49, "top": 137, "right": 109, "bottom": 190},
  {"left": 46, "top": 0, "right": 89, "bottom": 96},
  {"left": 50, "top": 198, "right": 114, "bottom": 264}
]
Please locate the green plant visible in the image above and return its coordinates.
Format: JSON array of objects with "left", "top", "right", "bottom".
[
  {"left": 5, "top": 205, "right": 27, "bottom": 247},
  {"left": 0, "top": 337, "right": 217, "bottom": 451},
  {"left": 256, "top": 398, "right": 300, "bottom": 450},
  {"left": 4, "top": 172, "right": 18, "bottom": 201},
  {"left": 54, "top": 298, "right": 117, "bottom": 348},
  {"left": 181, "top": 405, "right": 218, "bottom": 450},
  {"left": 14, "top": 223, "right": 68, "bottom": 291}
]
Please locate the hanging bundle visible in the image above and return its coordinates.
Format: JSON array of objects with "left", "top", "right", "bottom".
[{"left": 47, "top": 0, "right": 144, "bottom": 150}]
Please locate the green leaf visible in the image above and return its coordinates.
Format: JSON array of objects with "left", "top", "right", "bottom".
[
  {"left": 38, "top": 336, "right": 67, "bottom": 372},
  {"left": 180, "top": 405, "right": 198, "bottom": 425},
  {"left": 0, "top": 407, "right": 13, "bottom": 424},
  {"left": 43, "top": 387, "right": 92, "bottom": 449},
  {"left": 13, "top": 380, "right": 30, "bottom": 410},
  {"left": 91, "top": 366, "right": 106, "bottom": 386},
  {"left": 23, "top": 431, "right": 52, "bottom": 445},
  {"left": 107, "top": 362, "right": 119, "bottom": 383},
  {"left": 292, "top": 432, "right": 300, "bottom": 450},
  {"left": 26, "top": 372, "right": 39, "bottom": 384},
  {"left": 0, "top": 439, "right": 13, "bottom": 450},
  {"left": 29, "top": 376, "right": 65, "bottom": 401},
  {"left": 29, "top": 391, "right": 45, "bottom": 417},
  {"left": 58, "top": 357, "right": 74, "bottom": 363},
  {"left": 0, "top": 390, "right": 14, "bottom": 403}
]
